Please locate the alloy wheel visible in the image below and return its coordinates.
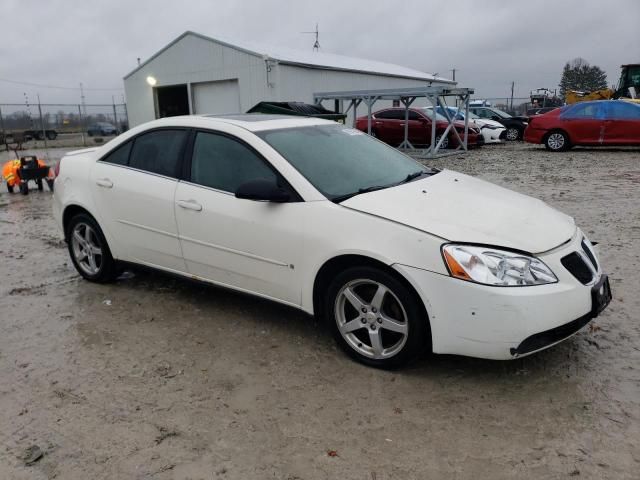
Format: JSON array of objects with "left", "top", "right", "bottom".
[
  {"left": 71, "top": 222, "right": 103, "bottom": 276},
  {"left": 547, "top": 132, "right": 565, "bottom": 150},
  {"left": 334, "top": 279, "right": 409, "bottom": 359},
  {"left": 506, "top": 127, "right": 520, "bottom": 141}
]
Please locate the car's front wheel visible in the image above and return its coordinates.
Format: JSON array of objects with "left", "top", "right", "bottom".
[
  {"left": 545, "top": 131, "right": 570, "bottom": 151},
  {"left": 67, "top": 213, "right": 118, "bottom": 282},
  {"left": 505, "top": 127, "right": 521, "bottom": 141},
  {"left": 325, "top": 266, "right": 430, "bottom": 368}
]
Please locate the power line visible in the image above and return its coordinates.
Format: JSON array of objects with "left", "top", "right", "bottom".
[{"left": 0, "top": 77, "right": 123, "bottom": 91}]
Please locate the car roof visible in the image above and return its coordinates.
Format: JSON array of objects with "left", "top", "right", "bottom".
[{"left": 142, "top": 114, "right": 335, "bottom": 132}]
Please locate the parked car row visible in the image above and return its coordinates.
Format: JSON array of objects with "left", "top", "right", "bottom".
[{"left": 354, "top": 108, "right": 484, "bottom": 149}]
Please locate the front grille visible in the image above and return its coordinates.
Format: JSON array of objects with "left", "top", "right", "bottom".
[
  {"left": 511, "top": 312, "right": 593, "bottom": 356},
  {"left": 561, "top": 252, "right": 593, "bottom": 284}
]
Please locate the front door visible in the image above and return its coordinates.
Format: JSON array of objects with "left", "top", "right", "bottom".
[
  {"left": 90, "top": 129, "right": 188, "bottom": 271},
  {"left": 174, "top": 130, "right": 307, "bottom": 305},
  {"left": 603, "top": 101, "right": 640, "bottom": 144}
]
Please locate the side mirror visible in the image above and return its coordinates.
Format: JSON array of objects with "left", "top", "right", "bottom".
[{"left": 235, "top": 178, "right": 290, "bottom": 203}]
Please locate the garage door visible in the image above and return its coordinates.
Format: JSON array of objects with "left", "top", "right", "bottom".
[{"left": 192, "top": 79, "right": 241, "bottom": 115}]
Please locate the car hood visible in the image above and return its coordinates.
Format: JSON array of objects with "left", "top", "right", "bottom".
[
  {"left": 341, "top": 170, "right": 575, "bottom": 253},
  {"left": 473, "top": 118, "right": 505, "bottom": 129}
]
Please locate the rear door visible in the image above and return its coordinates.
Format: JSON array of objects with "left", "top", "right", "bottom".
[
  {"left": 90, "top": 129, "right": 188, "bottom": 271},
  {"left": 373, "top": 109, "right": 405, "bottom": 145},
  {"left": 174, "top": 130, "right": 307, "bottom": 305},
  {"left": 603, "top": 102, "right": 640, "bottom": 144},
  {"left": 559, "top": 103, "right": 605, "bottom": 144}
]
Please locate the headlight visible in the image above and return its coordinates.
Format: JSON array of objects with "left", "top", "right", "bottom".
[
  {"left": 442, "top": 244, "right": 557, "bottom": 286},
  {"left": 522, "top": 121, "right": 529, "bottom": 125},
  {"left": 481, "top": 125, "right": 500, "bottom": 130}
]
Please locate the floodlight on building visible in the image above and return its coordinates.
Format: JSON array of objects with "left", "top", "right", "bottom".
[{"left": 146, "top": 76, "right": 157, "bottom": 86}]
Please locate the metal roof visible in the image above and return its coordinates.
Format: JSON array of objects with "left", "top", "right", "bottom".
[{"left": 124, "top": 31, "right": 454, "bottom": 83}]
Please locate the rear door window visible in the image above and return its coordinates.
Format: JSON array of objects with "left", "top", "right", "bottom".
[
  {"left": 562, "top": 103, "right": 604, "bottom": 119},
  {"left": 375, "top": 110, "right": 404, "bottom": 120},
  {"left": 101, "top": 141, "right": 131, "bottom": 166},
  {"left": 129, "top": 129, "right": 187, "bottom": 177}
]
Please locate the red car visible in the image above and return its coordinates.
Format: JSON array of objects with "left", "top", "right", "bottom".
[
  {"left": 524, "top": 100, "right": 640, "bottom": 151},
  {"left": 355, "top": 107, "right": 483, "bottom": 149}
]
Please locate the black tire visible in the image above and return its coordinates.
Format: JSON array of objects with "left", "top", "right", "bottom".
[
  {"left": 505, "top": 127, "right": 521, "bottom": 141},
  {"left": 19, "top": 182, "right": 28, "bottom": 195},
  {"left": 324, "top": 266, "right": 430, "bottom": 369},
  {"left": 37, "top": 179, "right": 44, "bottom": 191},
  {"left": 544, "top": 130, "right": 571, "bottom": 151},
  {"left": 46, "top": 131, "right": 57, "bottom": 140},
  {"left": 66, "top": 213, "right": 118, "bottom": 283},
  {"left": 7, "top": 183, "right": 14, "bottom": 193},
  {"left": 35, "top": 132, "right": 44, "bottom": 141}
]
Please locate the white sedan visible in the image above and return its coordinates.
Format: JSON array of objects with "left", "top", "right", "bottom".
[
  {"left": 426, "top": 106, "right": 507, "bottom": 144},
  {"left": 53, "top": 115, "right": 611, "bottom": 368}
]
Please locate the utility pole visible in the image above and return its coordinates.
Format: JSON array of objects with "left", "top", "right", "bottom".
[
  {"left": 80, "top": 82, "right": 86, "bottom": 116},
  {"left": 510, "top": 81, "right": 515, "bottom": 112}
]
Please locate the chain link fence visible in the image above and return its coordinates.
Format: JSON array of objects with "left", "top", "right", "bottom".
[
  {"left": 0, "top": 102, "right": 129, "bottom": 150},
  {"left": 470, "top": 97, "right": 564, "bottom": 115}
]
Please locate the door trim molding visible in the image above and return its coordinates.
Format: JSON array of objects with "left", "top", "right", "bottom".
[{"left": 179, "top": 234, "right": 289, "bottom": 267}]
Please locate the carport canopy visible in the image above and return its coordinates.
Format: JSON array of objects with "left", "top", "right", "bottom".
[{"left": 313, "top": 86, "right": 475, "bottom": 157}]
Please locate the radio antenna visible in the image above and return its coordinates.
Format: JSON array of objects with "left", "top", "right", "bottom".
[{"left": 301, "top": 23, "right": 320, "bottom": 51}]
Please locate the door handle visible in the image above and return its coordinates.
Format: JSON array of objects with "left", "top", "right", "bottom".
[
  {"left": 177, "top": 199, "right": 202, "bottom": 212},
  {"left": 96, "top": 178, "right": 113, "bottom": 188}
]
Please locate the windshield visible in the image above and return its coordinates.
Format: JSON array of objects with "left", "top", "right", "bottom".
[
  {"left": 257, "top": 124, "right": 432, "bottom": 201},
  {"left": 428, "top": 107, "right": 479, "bottom": 120},
  {"left": 490, "top": 108, "right": 511, "bottom": 118}
]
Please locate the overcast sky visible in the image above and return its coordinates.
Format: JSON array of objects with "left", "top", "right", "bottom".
[{"left": 1, "top": 0, "right": 637, "bottom": 108}]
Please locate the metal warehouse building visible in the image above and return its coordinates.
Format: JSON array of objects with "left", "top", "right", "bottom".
[{"left": 123, "top": 31, "right": 454, "bottom": 127}]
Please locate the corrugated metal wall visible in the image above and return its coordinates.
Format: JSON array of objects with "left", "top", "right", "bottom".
[{"left": 124, "top": 33, "right": 447, "bottom": 127}]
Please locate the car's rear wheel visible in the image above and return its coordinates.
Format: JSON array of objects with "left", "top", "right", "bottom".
[
  {"left": 506, "top": 127, "right": 521, "bottom": 141},
  {"left": 324, "top": 266, "right": 429, "bottom": 369},
  {"left": 545, "top": 131, "right": 570, "bottom": 151},
  {"left": 67, "top": 213, "right": 118, "bottom": 282}
]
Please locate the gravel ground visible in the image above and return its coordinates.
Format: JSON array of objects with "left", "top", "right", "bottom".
[{"left": 0, "top": 142, "right": 639, "bottom": 479}]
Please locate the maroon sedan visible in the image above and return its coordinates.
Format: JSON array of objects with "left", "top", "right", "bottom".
[
  {"left": 355, "top": 108, "right": 482, "bottom": 149},
  {"left": 524, "top": 100, "right": 640, "bottom": 151}
]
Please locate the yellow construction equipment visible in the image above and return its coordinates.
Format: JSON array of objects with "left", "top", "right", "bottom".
[{"left": 566, "top": 64, "right": 640, "bottom": 104}]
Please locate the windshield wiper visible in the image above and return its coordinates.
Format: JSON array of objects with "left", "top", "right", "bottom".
[
  {"left": 332, "top": 184, "right": 391, "bottom": 203},
  {"left": 400, "top": 170, "right": 430, "bottom": 184}
]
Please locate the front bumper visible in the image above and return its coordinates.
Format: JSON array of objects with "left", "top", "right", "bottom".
[
  {"left": 481, "top": 127, "right": 507, "bottom": 143},
  {"left": 394, "top": 231, "right": 611, "bottom": 360}
]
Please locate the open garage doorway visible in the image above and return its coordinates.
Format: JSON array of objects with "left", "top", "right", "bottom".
[{"left": 155, "top": 84, "right": 189, "bottom": 118}]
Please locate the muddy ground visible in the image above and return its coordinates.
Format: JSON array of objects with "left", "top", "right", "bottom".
[{"left": 0, "top": 142, "right": 639, "bottom": 479}]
